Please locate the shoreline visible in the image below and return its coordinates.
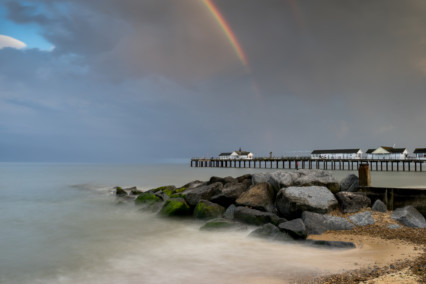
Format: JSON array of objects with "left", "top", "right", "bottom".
[{"left": 307, "top": 209, "right": 425, "bottom": 283}]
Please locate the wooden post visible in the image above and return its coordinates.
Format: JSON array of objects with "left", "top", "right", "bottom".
[{"left": 359, "top": 163, "right": 371, "bottom": 187}]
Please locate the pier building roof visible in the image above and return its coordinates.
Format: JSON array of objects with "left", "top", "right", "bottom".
[
  {"left": 311, "top": 149, "right": 361, "bottom": 154},
  {"left": 414, "top": 148, "right": 426, "bottom": 154}
]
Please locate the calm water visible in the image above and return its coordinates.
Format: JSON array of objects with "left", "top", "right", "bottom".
[{"left": 0, "top": 163, "right": 425, "bottom": 284}]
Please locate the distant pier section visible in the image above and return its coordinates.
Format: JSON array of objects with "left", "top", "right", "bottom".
[{"left": 190, "top": 157, "right": 424, "bottom": 172}]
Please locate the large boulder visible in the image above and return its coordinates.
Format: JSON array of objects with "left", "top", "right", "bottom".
[
  {"left": 182, "top": 182, "right": 223, "bottom": 207},
  {"left": 249, "top": 223, "right": 294, "bottom": 242},
  {"left": 252, "top": 171, "right": 297, "bottom": 191},
  {"left": 193, "top": 200, "right": 225, "bottom": 220},
  {"left": 293, "top": 170, "right": 340, "bottom": 193},
  {"left": 278, "top": 218, "right": 307, "bottom": 239},
  {"left": 335, "top": 192, "right": 371, "bottom": 213},
  {"left": 236, "top": 182, "right": 275, "bottom": 212},
  {"left": 372, "top": 199, "right": 387, "bottom": 213},
  {"left": 158, "top": 198, "right": 191, "bottom": 217},
  {"left": 210, "top": 183, "right": 249, "bottom": 207},
  {"left": 340, "top": 174, "right": 359, "bottom": 192},
  {"left": 115, "top": 186, "right": 128, "bottom": 197},
  {"left": 390, "top": 206, "right": 426, "bottom": 228},
  {"left": 149, "top": 185, "right": 176, "bottom": 197},
  {"left": 233, "top": 206, "right": 282, "bottom": 226},
  {"left": 302, "top": 211, "right": 355, "bottom": 235},
  {"left": 200, "top": 218, "right": 247, "bottom": 231},
  {"left": 181, "top": 180, "right": 207, "bottom": 190},
  {"left": 271, "top": 171, "right": 298, "bottom": 189},
  {"left": 349, "top": 211, "right": 375, "bottom": 226},
  {"left": 276, "top": 186, "right": 338, "bottom": 219}
]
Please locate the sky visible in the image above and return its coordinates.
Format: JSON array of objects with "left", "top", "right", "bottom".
[{"left": 0, "top": 0, "right": 425, "bottom": 163}]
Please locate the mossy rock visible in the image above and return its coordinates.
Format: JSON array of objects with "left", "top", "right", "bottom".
[
  {"left": 115, "top": 186, "right": 127, "bottom": 196},
  {"left": 135, "top": 192, "right": 163, "bottom": 205},
  {"left": 193, "top": 200, "right": 225, "bottom": 220},
  {"left": 174, "top": 187, "right": 187, "bottom": 194},
  {"left": 158, "top": 198, "right": 191, "bottom": 217},
  {"left": 170, "top": 193, "right": 185, "bottom": 199}
]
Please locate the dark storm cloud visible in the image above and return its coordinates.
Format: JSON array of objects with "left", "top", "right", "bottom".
[{"left": 1, "top": 0, "right": 426, "bottom": 162}]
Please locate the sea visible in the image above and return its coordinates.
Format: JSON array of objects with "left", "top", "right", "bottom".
[{"left": 1, "top": 163, "right": 425, "bottom": 284}]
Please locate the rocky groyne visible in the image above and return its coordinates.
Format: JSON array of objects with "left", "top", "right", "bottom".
[{"left": 114, "top": 170, "right": 425, "bottom": 247}]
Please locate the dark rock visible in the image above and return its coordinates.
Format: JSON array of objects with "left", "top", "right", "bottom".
[
  {"left": 208, "top": 176, "right": 226, "bottom": 185},
  {"left": 193, "top": 200, "right": 225, "bottom": 220},
  {"left": 276, "top": 186, "right": 338, "bottom": 219},
  {"left": 390, "top": 205, "right": 426, "bottom": 228},
  {"left": 236, "top": 182, "right": 275, "bottom": 212},
  {"left": 200, "top": 218, "right": 247, "bottom": 231},
  {"left": 234, "top": 206, "right": 281, "bottom": 226},
  {"left": 349, "top": 211, "right": 375, "bottom": 226},
  {"left": 158, "top": 198, "right": 191, "bottom": 217},
  {"left": 372, "top": 199, "right": 387, "bottom": 213},
  {"left": 236, "top": 174, "right": 252, "bottom": 183},
  {"left": 223, "top": 176, "right": 238, "bottom": 185},
  {"left": 210, "top": 183, "right": 249, "bottom": 207},
  {"left": 223, "top": 204, "right": 236, "bottom": 220},
  {"left": 340, "top": 174, "right": 359, "bottom": 192},
  {"left": 305, "top": 240, "right": 356, "bottom": 249},
  {"left": 302, "top": 211, "right": 355, "bottom": 235},
  {"left": 278, "top": 218, "right": 307, "bottom": 239},
  {"left": 182, "top": 182, "right": 223, "bottom": 207},
  {"left": 115, "top": 186, "right": 128, "bottom": 196},
  {"left": 293, "top": 170, "right": 340, "bottom": 193},
  {"left": 249, "top": 223, "right": 294, "bottom": 242},
  {"left": 129, "top": 187, "right": 143, "bottom": 195},
  {"left": 335, "top": 192, "right": 371, "bottom": 213}
]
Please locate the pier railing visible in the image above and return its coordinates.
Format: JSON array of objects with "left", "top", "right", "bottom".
[{"left": 190, "top": 157, "right": 424, "bottom": 172}]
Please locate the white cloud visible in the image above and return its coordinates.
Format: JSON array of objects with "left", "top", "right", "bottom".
[{"left": 0, "top": 34, "right": 26, "bottom": 50}]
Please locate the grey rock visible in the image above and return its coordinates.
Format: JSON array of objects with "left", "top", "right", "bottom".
[
  {"left": 182, "top": 180, "right": 207, "bottom": 189},
  {"left": 349, "top": 211, "right": 375, "bottom": 226},
  {"left": 372, "top": 199, "right": 387, "bottom": 213},
  {"left": 305, "top": 240, "right": 356, "bottom": 249},
  {"left": 302, "top": 211, "right": 355, "bottom": 235},
  {"left": 271, "top": 171, "right": 298, "bottom": 189},
  {"left": 340, "top": 174, "right": 359, "bottom": 192},
  {"left": 335, "top": 192, "right": 371, "bottom": 213},
  {"left": 210, "top": 182, "right": 249, "bottom": 207},
  {"left": 293, "top": 170, "right": 340, "bottom": 193},
  {"left": 388, "top": 224, "right": 401, "bottom": 229},
  {"left": 278, "top": 218, "right": 307, "bottom": 239},
  {"left": 182, "top": 182, "right": 223, "bottom": 207},
  {"left": 391, "top": 206, "right": 426, "bottom": 228},
  {"left": 276, "top": 186, "right": 338, "bottom": 219},
  {"left": 252, "top": 172, "right": 275, "bottom": 187},
  {"left": 234, "top": 206, "right": 281, "bottom": 226},
  {"left": 223, "top": 204, "right": 236, "bottom": 220},
  {"left": 236, "top": 182, "right": 275, "bottom": 212},
  {"left": 200, "top": 218, "right": 247, "bottom": 231},
  {"left": 249, "top": 223, "right": 294, "bottom": 242}
]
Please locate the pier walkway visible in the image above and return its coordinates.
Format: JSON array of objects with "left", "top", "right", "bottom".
[{"left": 190, "top": 157, "right": 425, "bottom": 172}]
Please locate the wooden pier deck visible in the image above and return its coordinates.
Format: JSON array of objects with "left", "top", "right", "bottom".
[{"left": 190, "top": 157, "right": 425, "bottom": 172}]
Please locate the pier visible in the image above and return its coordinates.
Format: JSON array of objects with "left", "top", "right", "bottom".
[{"left": 190, "top": 157, "right": 425, "bottom": 172}]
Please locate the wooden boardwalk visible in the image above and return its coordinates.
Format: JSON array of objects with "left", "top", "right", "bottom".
[{"left": 190, "top": 157, "right": 425, "bottom": 172}]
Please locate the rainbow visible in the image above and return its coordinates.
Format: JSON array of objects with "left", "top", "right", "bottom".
[{"left": 201, "top": 0, "right": 250, "bottom": 71}]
